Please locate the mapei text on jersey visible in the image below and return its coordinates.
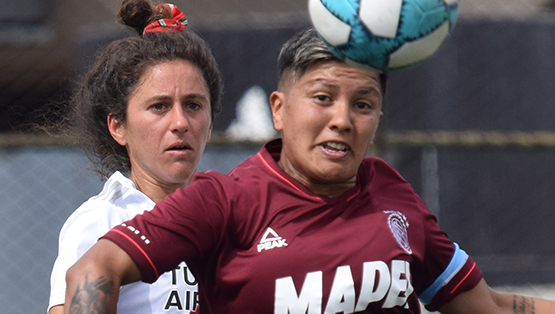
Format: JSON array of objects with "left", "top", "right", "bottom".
[{"left": 275, "top": 260, "right": 413, "bottom": 313}]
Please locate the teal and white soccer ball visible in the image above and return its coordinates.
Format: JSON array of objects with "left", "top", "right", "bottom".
[{"left": 308, "top": 0, "right": 459, "bottom": 72}]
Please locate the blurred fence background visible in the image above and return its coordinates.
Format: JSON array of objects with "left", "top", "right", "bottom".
[{"left": 2, "top": 0, "right": 555, "bottom": 313}]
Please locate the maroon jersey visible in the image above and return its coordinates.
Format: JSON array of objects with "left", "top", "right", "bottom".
[{"left": 104, "top": 139, "right": 482, "bottom": 313}]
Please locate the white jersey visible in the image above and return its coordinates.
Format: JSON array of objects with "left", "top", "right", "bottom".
[{"left": 48, "top": 172, "right": 198, "bottom": 313}]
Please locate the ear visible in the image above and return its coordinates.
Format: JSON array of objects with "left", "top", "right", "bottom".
[
  {"left": 269, "top": 91, "right": 285, "bottom": 132},
  {"left": 206, "top": 123, "right": 213, "bottom": 143},
  {"left": 370, "top": 111, "right": 384, "bottom": 145},
  {"left": 107, "top": 114, "right": 127, "bottom": 146}
]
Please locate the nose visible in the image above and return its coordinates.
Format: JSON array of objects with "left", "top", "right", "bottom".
[
  {"left": 169, "top": 104, "right": 189, "bottom": 133},
  {"left": 329, "top": 101, "right": 353, "bottom": 133}
]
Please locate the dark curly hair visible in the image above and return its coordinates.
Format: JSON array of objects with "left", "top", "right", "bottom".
[{"left": 57, "top": 0, "right": 223, "bottom": 179}]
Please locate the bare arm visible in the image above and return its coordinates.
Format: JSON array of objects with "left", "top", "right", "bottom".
[
  {"left": 49, "top": 305, "right": 63, "bottom": 314},
  {"left": 63, "top": 239, "right": 142, "bottom": 314},
  {"left": 439, "top": 279, "right": 555, "bottom": 314}
]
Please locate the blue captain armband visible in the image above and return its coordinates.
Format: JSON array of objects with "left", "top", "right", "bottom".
[{"left": 418, "top": 243, "right": 469, "bottom": 305}]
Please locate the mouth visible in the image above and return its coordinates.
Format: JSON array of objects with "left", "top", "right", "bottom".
[
  {"left": 321, "top": 141, "right": 350, "bottom": 153},
  {"left": 166, "top": 143, "right": 191, "bottom": 152}
]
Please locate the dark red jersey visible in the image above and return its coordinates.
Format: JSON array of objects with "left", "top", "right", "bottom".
[{"left": 103, "top": 139, "right": 482, "bottom": 313}]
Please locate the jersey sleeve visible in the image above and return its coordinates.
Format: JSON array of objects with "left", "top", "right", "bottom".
[
  {"left": 365, "top": 157, "right": 483, "bottom": 311},
  {"left": 49, "top": 200, "right": 128, "bottom": 311},
  {"left": 413, "top": 197, "right": 483, "bottom": 311},
  {"left": 419, "top": 243, "right": 482, "bottom": 311},
  {"left": 101, "top": 172, "right": 230, "bottom": 283}
]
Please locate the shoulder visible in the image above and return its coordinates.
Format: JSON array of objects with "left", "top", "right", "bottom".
[
  {"left": 359, "top": 157, "right": 412, "bottom": 191},
  {"left": 160, "top": 160, "right": 268, "bottom": 226},
  {"left": 60, "top": 172, "right": 152, "bottom": 237},
  {"left": 59, "top": 198, "right": 124, "bottom": 245},
  {"left": 192, "top": 155, "right": 266, "bottom": 193},
  {"left": 89, "top": 171, "right": 149, "bottom": 204},
  {"left": 51, "top": 172, "right": 157, "bottom": 306},
  {"left": 172, "top": 170, "right": 252, "bottom": 209},
  {"left": 359, "top": 157, "right": 428, "bottom": 216},
  {"left": 189, "top": 170, "right": 236, "bottom": 194},
  {"left": 361, "top": 157, "right": 405, "bottom": 178}
]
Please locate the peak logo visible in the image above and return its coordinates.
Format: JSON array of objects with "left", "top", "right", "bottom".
[{"left": 257, "top": 227, "right": 288, "bottom": 252}]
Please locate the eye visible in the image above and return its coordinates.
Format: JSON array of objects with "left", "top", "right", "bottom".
[
  {"left": 314, "top": 94, "right": 332, "bottom": 104},
  {"left": 186, "top": 102, "right": 201, "bottom": 110},
  {"left": 353, "top": 90, "right": 381, "bottom": 112},
  {"left": 151, "top": 103, "right": 166, "bottom": 110},
  {"left": 354, "top": 101, "right": 372, "bottom": 110},
  {"left": 148, "top": 102, "right": 170, "bottom": 113}
]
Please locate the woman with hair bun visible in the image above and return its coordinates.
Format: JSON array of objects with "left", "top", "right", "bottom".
[{"left": 47, "top": 0, "right": 222, "bottom": 313}]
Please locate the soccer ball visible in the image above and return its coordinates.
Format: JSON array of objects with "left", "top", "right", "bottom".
[{"left": 308, "top": 0, "right": 459, "bottom": 72}]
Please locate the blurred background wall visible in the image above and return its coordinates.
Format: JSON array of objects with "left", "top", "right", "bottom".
[{"left": 2, "top": 0, "right": 555, "bottom": 313}]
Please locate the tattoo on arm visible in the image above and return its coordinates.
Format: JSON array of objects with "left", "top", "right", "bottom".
[
  {"left": 69, "top": 275, "right": 115, "bottom": 314},
  {"left": 513, "top": 294, "right": 536, "bottom": 314}
]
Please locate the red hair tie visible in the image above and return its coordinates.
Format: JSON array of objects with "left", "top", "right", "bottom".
[{"left": 143, "top": 3, "right": 188, "bottom": 37}]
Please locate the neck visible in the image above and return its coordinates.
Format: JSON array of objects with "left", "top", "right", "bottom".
[
  {"left": 306, "top": 180, "right": 357, "bottom": 198},
  {"left": 278, "top": 159, "right": 356, "bottom": 198},
  {"left": 129, "top": 171, "right": 188, "bottom": 203}
]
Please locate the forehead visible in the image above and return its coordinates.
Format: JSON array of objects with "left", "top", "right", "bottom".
[
  {"left": 142, "top": 60, "right": 202, "bottom": 81},
  {"left": 295, "top": 61, "right": 382, "bottom": 90},
  {"left": 133, "top": 60, "right": 208, "bottom": 93}
]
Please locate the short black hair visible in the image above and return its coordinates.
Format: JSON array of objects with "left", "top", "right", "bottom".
[{"left": 277, "top": 28, "right": 387, "bottom": 94}]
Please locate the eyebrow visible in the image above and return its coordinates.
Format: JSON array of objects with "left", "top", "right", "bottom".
[
  {"left": 182, "top": 93, "right": 210, "bottom": 102},
  {"left": 308, "top": 79, "right": 339, "bottom": 90},
  {"left": 355, "top": 88, "right": 381, "bottom": 97},
  {"left": 146, "top": 93, "right": 209, "bottom": 102},
  {"left": 309, "top": 79, "right": 381, "bottom": 96}
]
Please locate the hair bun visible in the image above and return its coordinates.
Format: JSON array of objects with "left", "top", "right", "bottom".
[{"left": 117, "top": 0, "right": 155, "bottom": 36}]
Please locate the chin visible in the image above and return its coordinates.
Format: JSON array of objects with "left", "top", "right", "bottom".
[
  {"left": 164, "top": 168, "right": 195, "bottom": 184},
  {"left": 319, "top": 164, "right": 357, "bottom": 179},
  {"left": 316, "top": 171, "right": 357, "bottom": 184}
]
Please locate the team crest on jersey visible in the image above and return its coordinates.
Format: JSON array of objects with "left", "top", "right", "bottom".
[
  {"left": 257, "top": 227, "right": 288, "bottom": 252},
  {"left": 385, "top": 211, "right": 412, "bottom": 254}
]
